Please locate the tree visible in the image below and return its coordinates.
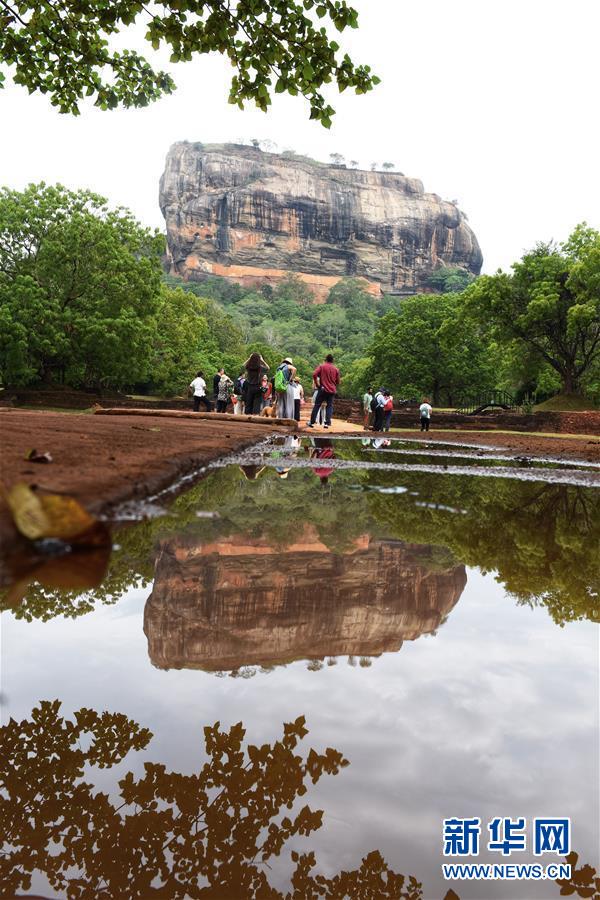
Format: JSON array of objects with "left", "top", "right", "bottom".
[
  {"left": 466, "top": 225, "right": 600, "bottom": 396},
  {"left": 349, "top": 159, "right": 359, "bottom": 168},
  {"left": 381, "top": 161, "right": 395, "bottom": 170},
  {"left": 427, "top": 266, "right": 475, "bottom": 294},
  {"left": 329, "top": 151, "right": 345, "bottom": 165},
  {"left": 327, "top": 277, "right": 372, "bottom": 310},
  {"left": 370, "top": 161, "right": 378, "bottom": 171},
  {"left": 0, "top": 183, "right": 163, "bottom": 389},
  {"left": 367, "top": 293, "right": 495, "bottom": 405},
  {"left": 149, "top": 286, "right": 243, "bottom": 395},
  {"left": 0, "top": 1, "right": 379, "bottom": 127}
]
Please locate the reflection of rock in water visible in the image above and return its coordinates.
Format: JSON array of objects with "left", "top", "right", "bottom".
[{"left": 143, "top": 527, "right": 467, "bottom": 671}]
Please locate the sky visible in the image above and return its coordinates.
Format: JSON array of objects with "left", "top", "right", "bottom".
[{"left": 1, "top": 0, "right": 599, "bottom": 273}]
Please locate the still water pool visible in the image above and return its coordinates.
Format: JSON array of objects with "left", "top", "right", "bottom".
[{"left": 1, "top": 437, "right": 599, "bottom": 899}]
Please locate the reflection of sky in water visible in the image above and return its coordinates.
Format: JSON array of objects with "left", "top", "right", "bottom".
[{"left": 1, "top": 565, "right": 598, "bottom": 899}]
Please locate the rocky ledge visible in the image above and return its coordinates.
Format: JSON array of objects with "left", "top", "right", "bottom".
[{"left": 159, "top": 142, "right": 482, "bottom": 300}]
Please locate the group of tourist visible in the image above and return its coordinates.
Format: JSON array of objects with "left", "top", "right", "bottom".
[
  {"left": 188, "top": 352, "right": 341, "bottom": 428},
  {"left": 189, "top": 355, "right": 433, "bottom": 432},
  {"left": 362, "top": 387, "right": 433, "bottom": 432}
]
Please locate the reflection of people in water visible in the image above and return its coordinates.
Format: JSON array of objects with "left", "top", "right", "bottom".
[
  {"left": 309, "top": 437, "right": 336, "bottom": 484},
  {"left": 270, "top": 434, "right": 300, "bottom": 479},
  {"left": 239, "top": 465, "right": 266, "bottom": 481}
]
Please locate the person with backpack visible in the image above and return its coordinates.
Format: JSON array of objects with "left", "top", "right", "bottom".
[
  {"left": 233, "top": 370, "right": 246, "bottom": 414},
  {"left": 273, "top": 357, "right": 297, "bottom": 419},
  {"left": 243, "top": 351, "right": 269, "bottom": 415},
  {"left": 371, "top": 389, "right": 386, "bottom": 432},
  {"left": 307, "top": 353, "right": 340, "bottom": 429},
  {"left": 420, "top": 397, "right": 433, "bottom": 431},
  {"left": 383, "top": 392, "right": 394, "bottom": 431}
]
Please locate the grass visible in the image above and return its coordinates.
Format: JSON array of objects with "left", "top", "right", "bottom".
[{"left": 534, "top": 394, "right": 598, "bottom": 412}]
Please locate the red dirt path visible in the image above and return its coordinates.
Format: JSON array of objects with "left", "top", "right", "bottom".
[{"left": 0, "top": 410, "right": 289, "bottom": 547}]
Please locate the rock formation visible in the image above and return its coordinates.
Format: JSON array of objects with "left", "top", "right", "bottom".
[
  {"left": 159, "top": 142, "right": 482, "bottom": 300},
  {"left": 143, "top": 528, "right": 467, "bottom": 671}
]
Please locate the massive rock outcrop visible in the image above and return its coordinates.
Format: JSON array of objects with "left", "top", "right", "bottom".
[
  {"left": 143, "top": 528, "right": 467, "bottom": 671},
  {"left": 159, "top": 142, "right": 482, "bottom": 300}
]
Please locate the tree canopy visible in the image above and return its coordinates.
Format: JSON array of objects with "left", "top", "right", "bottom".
[
  {"left": 366, "top": 293, "right": 495, "bottom": 404},
  {"left": 465, "top": 225, "right": 600, "bottom": 395},
  {"left": 0, "top": 0, "right": 379, "bottom": 126},
  {"left": 0, "top": 183, "right": 163, "bottom": 388}
]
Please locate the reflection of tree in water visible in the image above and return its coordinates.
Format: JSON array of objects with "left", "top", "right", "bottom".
[
  {"left": 2, "top": 465, "right": 598, "bottom": 627},
  {"left": 2, "top": 703, "right": 594, "bottom": 899},
  {"left": 366, "top": 478, "right": 599, "bottom": 626},
  {"left": 0, "top": 702, "right": 422, "bottom": 899}
]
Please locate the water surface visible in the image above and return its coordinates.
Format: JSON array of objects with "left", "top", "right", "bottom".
[{"left": 1, "top": 437, "right": 598, "bottom": 898}]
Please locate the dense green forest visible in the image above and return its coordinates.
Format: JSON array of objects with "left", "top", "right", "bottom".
[{"left": 1, "top": 183, "right": 599, "bottom": 404}]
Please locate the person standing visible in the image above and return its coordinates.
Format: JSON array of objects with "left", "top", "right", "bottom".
[
  {"left": 260, "top": 373, "right": 272, "bottom": 410},
  {"left": 420, "top": 398, "right": 433, "bottom": 431},
  {"left": 274, "top": 357, "right": 297, "bottom": 419},
  {"left": 233, "top": 370, "right": 246, "bottom": 414},
  {"left": 243, "top": 352, "right": 269, "bottom": 415},
  {"left": 216, "top": 371, "right": 234, "bottom": 412},
  {"left": 292, "top": 377, "right": 303, "bottom": 422},
  {"left": 363, "top": 386, "right": 373, "bottom": 429},
  {"left": 372, "top": 388, "right": 386, "bottom": 432},
  {"left": 307, "top": 353, "right": 340, "bottom": 429},
  {"left": 383, "top": 392, "right": 394, "bottom": 431},
  {"left": 213, "top": 368, "right": 224, "bottom": 400},
  {"left": 188, "top": 371, "right": 212, "bottom": 412}
]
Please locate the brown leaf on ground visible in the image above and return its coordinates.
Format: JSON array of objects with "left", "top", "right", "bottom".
[
  {"left": 4, "top": 483, "right": 99, "bottom": 541},
  {"left": 24, "top": 449, "right": 53, "bottom": 463}
]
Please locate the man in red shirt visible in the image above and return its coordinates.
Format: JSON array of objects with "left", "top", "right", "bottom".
[{"left": 308, "top": 353, "right": 340, "bottom": 428}]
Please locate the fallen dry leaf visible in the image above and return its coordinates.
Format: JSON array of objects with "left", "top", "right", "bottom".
[
  {"left": 24, "top": 449, "right": 53, "bottom": 463},
  {"left": 5, "top": 483, "right": 97, "bottom": 541}
]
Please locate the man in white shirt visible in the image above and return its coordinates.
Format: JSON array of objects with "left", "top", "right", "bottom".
[
  {"left": 419, "top": 398, "right": 433, "bottom": 431},
  {"left": 189, "top": 370, "right": 212, "bottom": 412}
]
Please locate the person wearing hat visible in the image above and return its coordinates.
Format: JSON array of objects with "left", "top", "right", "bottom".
[{"left": 274, "top": 357, "right": 297, "bottom": 419}]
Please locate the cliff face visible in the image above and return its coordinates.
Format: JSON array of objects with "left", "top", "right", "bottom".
[
  {"left": 159, "top": 142, "right": 482, "bottom": 300},
  {"left": 143, "top": 529, "right": 467, "bottom": 671}
]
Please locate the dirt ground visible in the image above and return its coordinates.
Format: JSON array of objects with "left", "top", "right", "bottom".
[
  {"left": 0, "top": 409, "right": 290, "bottom": 546},
  {"left": 1, "top": 409, "right": 598, "bottom": 549}
]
